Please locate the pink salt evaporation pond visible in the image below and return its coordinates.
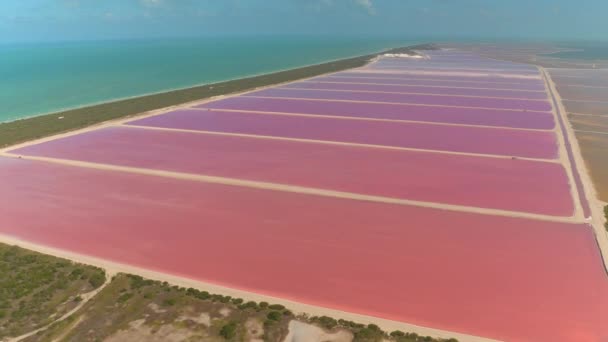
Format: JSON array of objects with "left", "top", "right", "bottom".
[
  {"left": 10, "top": 126, "right": 573, "bottom": 216},
  {"left": 0, "top": 157, "right": 606, "bottom": 342}
]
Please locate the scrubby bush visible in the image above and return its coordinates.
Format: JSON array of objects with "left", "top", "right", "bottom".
[
  {"left": 117, "top": 292, "right": 133, "bottom": 303},
  {"left": 267, "top": 311, "right": 282, "bottom": 321},
  {"left": 604, "top": 205, "right": 608, "bottom": 230},
  {"left": 88, "top": 272, "right": 105, "bottom": 288},
  {"left": 316, "top": 316, "right": 338, "bottom": 330},
  {"left": 163, "top": 298, "right": 176, "bottom": 306},
  {"left": 390, "top": 330, "right": 405, "bottom": 337},
  {"left": 238, "top": 301, "right": 258, "bottom": 310},
  {"left": 219, "top": 321, "right": 238, "bottom": 340},
  {"left": 268, "top": 304, "right": 285, "bottom": 310}
]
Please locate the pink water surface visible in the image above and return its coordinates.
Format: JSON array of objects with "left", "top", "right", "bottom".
[
  {"left": 0, "top": 157, "right": 606, "bottom": 341},
  {"left": 127, "top": 109, "right": 558, "bottom": 159},
  {"left": 244, "top": 88, "right": 553, "bottom": 111},
  {"left": 283, "top": 81, "right": 549, "bottom": 99},
  {"left": 199, "top": 97, "right": 555, "bottom": 129},
  {"left": 365, "top": 66, "right": 541, "bottom": 75},
  {"left": 11, "top": 126, "right": 573, "bottom": 216},
  {"left": 336, "top": 71, "right": 545, "bottom": 84},
  {"left": 315, "top": 76, "right": 548, "bottom": 91}
]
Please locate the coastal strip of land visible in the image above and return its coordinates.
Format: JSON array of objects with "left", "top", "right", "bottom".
[{"left": 0, "top": 44, "right": 435, "bottom": 149}]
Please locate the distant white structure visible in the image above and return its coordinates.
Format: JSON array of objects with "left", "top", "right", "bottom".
[{"left": 382, "top": 53, "right": 424, "bottom": 59}]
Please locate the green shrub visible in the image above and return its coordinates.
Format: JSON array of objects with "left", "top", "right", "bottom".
[
  {"left": 390, "top": 330, "right": 405, "bottom": 337},
  {"left": 268, "top": 304, "right": 285, "bottom": 310},
  {"left": 266, "top": 311, "right": 282, "bottom": 321},
  {"left": 219, "top": 321, "right": 238, "bottom": 340},
  {"left": 317, "top": 316, "right": 338, "bottom": 330},
  {"left": 163, "top": 298, "right": 176, "bottom": 306},
  {"left": 238, "top": 301, "right": 258, "bottom": 310},
  {"left": 604, "top": 205, "right": 608, "bottom": 231},
  {"left": 117, "top": 293, "right": 133, "bottom": 303},
  {"left": 259, "top": 301, "right": 269, "bottom": 308},
  {"left": 88, "top": 272, "right": 105, "bottom": 288}
]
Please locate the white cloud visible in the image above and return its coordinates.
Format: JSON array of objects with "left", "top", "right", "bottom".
[
  {"left": 354, "top": 0, "right": 375, "bottom": 15},
  {"left": 311, "top": 0, "right": 376, "bottom": 15},
  {"left": 140, "top": 0, "right": 163, "bottom": 7}
]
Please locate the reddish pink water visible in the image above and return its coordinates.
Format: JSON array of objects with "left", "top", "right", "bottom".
[
  {"left": 127, "top": 109, "right": 558, "bottom": 159},
  {"left": 11, "top": 126, "right": 573, "bottom": 216},
  {"left": 0, "top": 157, "right": 607, "bottom": 342}
]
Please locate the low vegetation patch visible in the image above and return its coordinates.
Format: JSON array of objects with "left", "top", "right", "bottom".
[
  {"left": 26, "top": 274, "right": 292, "bottom": 342},
  {"left": 604, "top": 205, "right": 608, "bottom": 231},
  {"left": 0, "top": 244, "right": 105, "bottom": 340},
  {"left": 24, "top": 272, "right": 458, "bottom": 342}
]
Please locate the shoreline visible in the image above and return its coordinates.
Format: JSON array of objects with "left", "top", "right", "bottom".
[
  {"left": 0, "top": 44, "right": 434, "bottom": 148},
  {"left": 1, "top": 46, "right": 406, "bottom": 124}
]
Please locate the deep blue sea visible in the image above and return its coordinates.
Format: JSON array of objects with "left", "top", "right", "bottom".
[{"left": 0, "top": 36, "right": 414, "bottom": 122}]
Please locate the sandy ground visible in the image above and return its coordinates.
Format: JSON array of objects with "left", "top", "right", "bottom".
[{"left": 283, "top": 320, "right": 353, "bottom": 342}]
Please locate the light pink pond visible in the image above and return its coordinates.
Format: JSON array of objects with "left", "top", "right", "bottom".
[
  {"left": 244, "top": 88, "right": 552, "bottom": 111},
  {"left": 335, "top": 71, "right": 545, "bottom": 84},
  {"left": 127, "top": 109, "right": 558, "bottom": 159},
  {"left": 315, "top": 75, "right": 548, "bottom": 91},
  {"left": 198, "top": 97, "right": 555, "bottom": 129},
  {"left": 11, "top": 126, "right": 573, "bottom": 216},
  {"left": 283, "top": 81, "right": 549, "bottom": 99}
]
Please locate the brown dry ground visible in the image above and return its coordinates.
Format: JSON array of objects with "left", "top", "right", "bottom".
[{"left": 573, "top": 131, "right": 608, "bottom": 202}]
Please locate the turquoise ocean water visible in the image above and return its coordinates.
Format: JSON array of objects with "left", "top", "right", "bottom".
[
  {"left": 0, "top": 36, "right": 413, "bottom": 122},
  {"left": 549, "top": 42, "right": 608, "bottom": 60}
]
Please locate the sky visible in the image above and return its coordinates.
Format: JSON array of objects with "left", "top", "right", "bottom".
[{"left": 1, "top": 0, "right": 607, "bottom": 43}]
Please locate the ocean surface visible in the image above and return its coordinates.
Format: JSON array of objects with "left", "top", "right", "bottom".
[
  {"left": 549, "top": 42, "right": 608, "bottom": 60},
  {"left": 0, "top": 36, "right": 413, "bottom": 122}
]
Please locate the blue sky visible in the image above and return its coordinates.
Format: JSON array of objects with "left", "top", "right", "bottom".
[{"left": 1, "top": 0, "right": 606, "bottom": 43}]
